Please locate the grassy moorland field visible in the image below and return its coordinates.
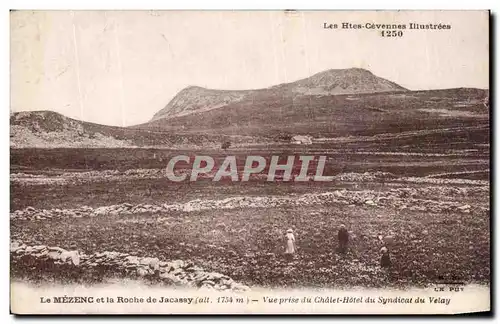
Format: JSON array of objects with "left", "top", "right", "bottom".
[
  {"left": 10, "top": 141, "right": 490, "bottom": 289},
  {"left": 11, "top": 192, "right": 490, "bottom": 289}
]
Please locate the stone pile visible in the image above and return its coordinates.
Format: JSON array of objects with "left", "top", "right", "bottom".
[
  {"left": 10, "top": 241, "right": 249, "bottom": 292},
  {"left": 11, "top": 186, "right": 488, "bottom": 222}
]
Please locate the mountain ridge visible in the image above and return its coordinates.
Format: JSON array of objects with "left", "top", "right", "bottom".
[
  {"left": 150, "top": 68, "right": 408, "bottom": 122},
  {"left": 9, "top": 66, "right": 488, "bottom": 148}
]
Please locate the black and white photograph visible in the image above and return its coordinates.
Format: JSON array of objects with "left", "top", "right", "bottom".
[{"left": 9, "top": 10, "right": 490, "bottom": 314}]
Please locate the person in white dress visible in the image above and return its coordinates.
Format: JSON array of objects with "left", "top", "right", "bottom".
[{"left": 285, "top": 229, "right": 296, "bottom": 259}]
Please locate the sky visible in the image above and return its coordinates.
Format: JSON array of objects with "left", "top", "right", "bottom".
[{"left": 10, "top": 10, "right": 489, "bottom": 126}]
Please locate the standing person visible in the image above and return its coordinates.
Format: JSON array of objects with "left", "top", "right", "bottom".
[
  {"left": 380, "top": 247, "right": 391, "bottom": 268},
  {"left": 338, "top": 224, "right": 349, "bottom": 253},
  {"left": 285, "top": 229, "right": 296, "bottom": 260}
]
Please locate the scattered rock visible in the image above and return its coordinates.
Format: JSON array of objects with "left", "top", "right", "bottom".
[{"left": 365, "top": 200, "right": 376, "bottom": 206}]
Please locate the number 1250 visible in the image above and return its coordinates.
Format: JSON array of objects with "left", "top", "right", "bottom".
[{"left": 381, "top": 30, "right": 403, "bottom": 37}]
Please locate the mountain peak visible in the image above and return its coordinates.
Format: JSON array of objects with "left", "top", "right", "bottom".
[
  {"left": 328, "top": 67, "right": 372, "bottom": 74},
  {"left": 288, "top": 68, "right": 406, "bottom": 95},
  {"left": 308, "top": 68, "right": 374, "bottom": 79},
  {"left": 182, "top": 85, "right": 207, "bottom": 92}
]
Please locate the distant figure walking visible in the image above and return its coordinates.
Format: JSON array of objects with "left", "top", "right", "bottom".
[
  {"left": 380, "top": 247, "right": 391, "bottom": 268},
  {"left": 338, "top": 224, "right": 349, "bottom": 253},
  {"left": 285, "top": 229, "right": 296, "bottom": 259}
]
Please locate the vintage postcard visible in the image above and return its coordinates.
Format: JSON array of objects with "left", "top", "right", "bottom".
[{"left": 10, "top": 10, "right": 490, "bottom": 315}]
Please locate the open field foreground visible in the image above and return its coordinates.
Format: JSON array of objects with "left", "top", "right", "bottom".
[{"left": 10, "top": 148, "right": 490, "bottom": 291}]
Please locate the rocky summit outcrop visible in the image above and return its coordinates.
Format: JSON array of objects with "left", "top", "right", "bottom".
[{"left": 10, "top": 241, "right": 250, "bottom": 292}]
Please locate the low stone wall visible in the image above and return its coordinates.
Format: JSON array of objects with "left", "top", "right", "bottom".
[
  {"left": 11, "top": 170, "right": 489, "bottom": 187},
  {"left": 10, "top": 187, "right": 488, "bottom": 221},
  {"left": 10, "top": 241, "right": 250, "bottom": 292}
]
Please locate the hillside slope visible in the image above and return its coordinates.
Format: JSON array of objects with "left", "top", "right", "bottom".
[
  {"left": 10, "top": 111, "right": 256, "bottom": 148},
  {"left": 138, "top": 87, "right": 489, "bottom": 139},
  {"left": 150, "top": 68, "right": 408, "bottom": 122}
]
